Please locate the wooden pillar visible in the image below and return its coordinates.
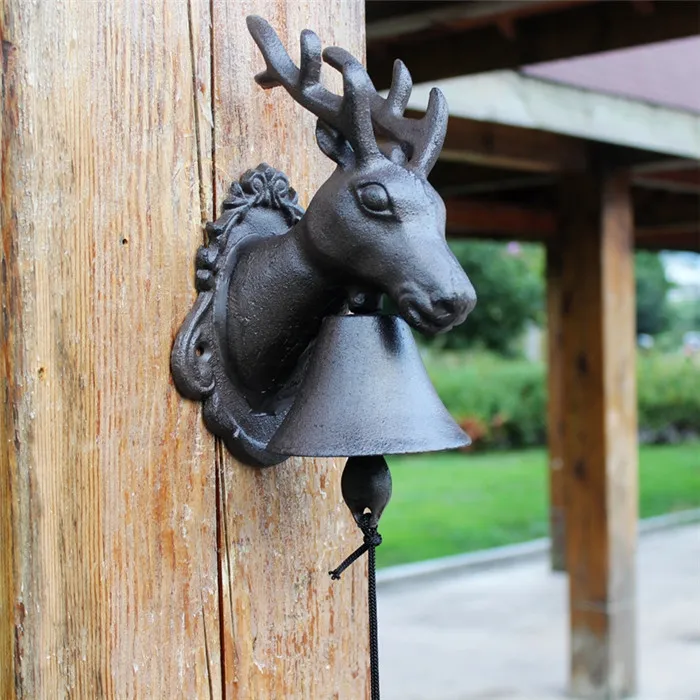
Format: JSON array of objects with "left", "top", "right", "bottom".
[
  {"left": 546, "top": 240, "right": 567, "bottom": 572},
  {"left": 211, "top": 3, "right": 366, "bottom": 697},
  {"left": 559, "top": 172, "right": 638, "bottom": 699},
  {"left": 1, "top": 1, "right": 365, "bottom": 697}
]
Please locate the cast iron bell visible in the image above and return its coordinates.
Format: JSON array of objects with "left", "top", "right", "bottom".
[{"left": 268, "top": 314, "right": 470, "bottom": 457}]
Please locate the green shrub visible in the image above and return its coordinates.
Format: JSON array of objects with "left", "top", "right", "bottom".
[
  {"left": 637, "top": 355, "right": 700, "bottom": 440},
  {"left": 423, "top": 350, "right": 700, "bottom": 450},
  {"left": 429, "top": 241, "right": 544, "bottom": 355}
]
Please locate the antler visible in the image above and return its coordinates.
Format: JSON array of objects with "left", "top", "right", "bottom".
[
  {"left": 246, "top": 16, "right": 447, "bottom": 175},
  {"left": 246, "top": 15, "right": 378, "bottom": 162}
]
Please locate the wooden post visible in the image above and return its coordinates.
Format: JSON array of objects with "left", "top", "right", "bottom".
[
  {"left": 546, "top": 241, "right": 567, "bottom": 572},
  {"left": 559, "top": 172, "right": 638, "bottom": 699},
  {"left": 1, "top": 1, "right": 366, "bottom": 697}
]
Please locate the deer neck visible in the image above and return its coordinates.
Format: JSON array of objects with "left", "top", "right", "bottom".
[{"left": 226, "top": 217, "right": 345, "bottom": 402}]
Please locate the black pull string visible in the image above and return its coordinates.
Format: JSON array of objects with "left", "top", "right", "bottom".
[{"left": 330, "top": 513, "right": 383, "bottom": 700}]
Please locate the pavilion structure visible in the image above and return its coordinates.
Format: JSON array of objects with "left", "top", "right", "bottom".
[{"left": 366, "top": 2, "right": 700, "bottom": 698}]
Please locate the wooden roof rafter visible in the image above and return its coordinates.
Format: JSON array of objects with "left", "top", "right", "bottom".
[
  {"left": 443, "top": 194, "right": 700, "bottom": 251},
  {"left": 406, "top": 72, "right": 700, "bottom": 161},
  {"left": 367, "top": 0, "right": 700, "bottom": 88},
  {"left": 398, "top": 73, "right": 700, "bottom": 252}
]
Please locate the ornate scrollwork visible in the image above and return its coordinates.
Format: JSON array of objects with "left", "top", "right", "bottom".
[
  {"left": 195, "top": 165, "right": 304, "bottom": 295},
  {"left": 171, "top": 164, "right": 304, "bottom": 466}
]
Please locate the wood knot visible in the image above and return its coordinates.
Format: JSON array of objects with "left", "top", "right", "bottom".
[{"left": 576, "top": 353, "right": 589, "bottom": 376}]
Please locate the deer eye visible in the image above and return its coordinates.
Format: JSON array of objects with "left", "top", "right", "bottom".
[{"left": 356, "top": 183, "right": 393, "bottom": 215}]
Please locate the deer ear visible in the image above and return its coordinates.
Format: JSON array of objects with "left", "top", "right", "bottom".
[{"left": 315, "top": 120, "right": 355, "bottom": 169}]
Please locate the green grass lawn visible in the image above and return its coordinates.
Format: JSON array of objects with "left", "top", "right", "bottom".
[{"left": 377, "top": 443, "right": 700, "bottom": 568}]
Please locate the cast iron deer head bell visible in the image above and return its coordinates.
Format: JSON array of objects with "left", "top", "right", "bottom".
[{"left": 171, "top": 17, "right": 477, "bottom": 466}]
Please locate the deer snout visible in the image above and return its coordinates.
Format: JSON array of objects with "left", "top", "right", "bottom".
[
  {"left": 433, "top": 297, "right": 462, "bottom": 323},
  {"left": 431, "top": 282, "right": 477, "bottom": 332},
  {"left": 396, "top": 269, "right": 476, "bottom": 336}
]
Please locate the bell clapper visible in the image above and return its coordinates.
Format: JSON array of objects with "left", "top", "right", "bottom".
[{"left": 341, "top": 455, "right": 392, "bottom": 528}]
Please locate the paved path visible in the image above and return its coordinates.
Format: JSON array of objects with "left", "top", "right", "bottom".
[{"left": 378, "top": 525, "right": 700, "bottom": 700}]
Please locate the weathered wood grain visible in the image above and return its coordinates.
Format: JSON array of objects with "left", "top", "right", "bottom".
[
  {"left": 1, "top": 1, "right": 220, "bottom": 696},
  {"left": 1, "top": 22, "right": 21, "bottom": 700},
  {"left": 559, "top": 172, "right": 638, "bottom": 699},
  {"left": 210, "top": 1, "right": 369, "bottom": 697},
  {"left": 4, "top": 0, "right": 370, "bottom": 697}
]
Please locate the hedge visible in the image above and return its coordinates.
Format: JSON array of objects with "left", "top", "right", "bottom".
[{"left": 424, "top": 351, "right": 700, "bottom": 450}]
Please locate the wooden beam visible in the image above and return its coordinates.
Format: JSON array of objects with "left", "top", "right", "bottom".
[
  {"left": 429, "top": 160, "right": 554, "bottom": 197},
  {"left": 634, "top": 191, "right": 700, "bottom": 230},
  {"left": 635, "top": 225, "right": 700, "bottom": 252},
  {"left": 366, "top": 1, "right": 578, "bottom": 41},
  {"left": 1, "top": 1, "right": 368, "bottom": 697},
  {"left": 1, "top": 1, "right": 221, "bottom": 695},
  {"left": 429, "top": 111, "right": 589, "bottom": 174},
  {"left": 445, "top": 196, "right": 700, "bottom": 251},
  {"left": 416, "top": 112, "right": 696, "bottom": 181},
  {"left": 634, "top": 167, "right": 700, "bottom": 195},
  {"left": 632, "top": 158, "right": 700, "bottom": 174},
  {"left": 559, "top": 172, "right": 638, "bottom": 699},
  {"left": 407, "top": 74, "right": 700, "bottom": 161},
  {"left": 368, "top": 1, "right": 700, "bottom": 88},
  {"left": 439, "top": 175, "right": 554, "bottom": 198},
  {"left": 445, "top": 199, "right": 557, "bottom": 240},
  {"left": 211, "top": 3, "right": 367, "bottom": 697},
  {"left": 546, "top": 241, "right": 567, "bottom": 572}
]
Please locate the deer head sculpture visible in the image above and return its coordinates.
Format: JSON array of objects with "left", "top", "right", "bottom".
[
  {"left": 247, "top": 17, "right": 475, "bottom": 331},
  {"left": 171, "top": 17, "right": 476, "bottom": 466}
]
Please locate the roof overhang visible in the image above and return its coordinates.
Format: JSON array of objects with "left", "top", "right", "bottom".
[{"left": 406, "top": 71, "right": 700, "bottom": 160}]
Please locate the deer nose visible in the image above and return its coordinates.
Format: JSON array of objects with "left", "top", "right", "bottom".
[
  {"left": 433, "top": 298, "right": 458, "bottom": 319},
  {"left": 433, "top": 287, "right": 477, "bottom": 326}
]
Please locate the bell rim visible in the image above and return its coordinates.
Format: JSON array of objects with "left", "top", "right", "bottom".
[{"left": 268, "top": 434, "right": 472, "bottom": 458}]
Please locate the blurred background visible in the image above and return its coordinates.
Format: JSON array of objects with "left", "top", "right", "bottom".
[
  {"left": 363, "top": 2, "right": 700, "bottom": 698},
  {"left": 381, "top": 243, "right": 699, "bottom": 568}
]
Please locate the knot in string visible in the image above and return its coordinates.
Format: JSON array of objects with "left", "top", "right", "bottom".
[
  {"left": 328, "top": 514, "right": 382, "bottom": 580},
  {"left": 329, "top": 512, "right": 383, "bottom": 700},
  {"left": 363, "top": 526, "right": 383, "bottom": 549}
]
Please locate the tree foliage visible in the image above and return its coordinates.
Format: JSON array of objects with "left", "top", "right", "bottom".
[
  {"left": 635, "top": 251, "right": 672, "bottom": 336},
  {"left": 426, "top": 244, "right": 672, "bottom": 356},
  {"left": 431, "top": 241, "right": 544, "bottom": 354}
]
